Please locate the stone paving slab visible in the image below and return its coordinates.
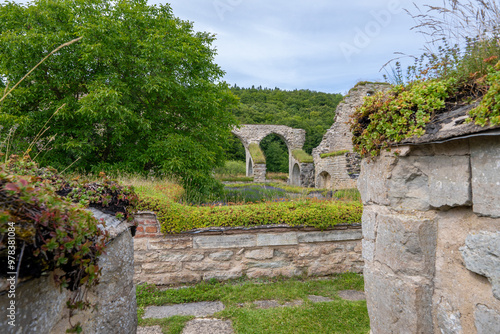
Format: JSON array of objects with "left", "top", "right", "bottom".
[
  {"left": 137, "top": 325, "right": 163, "bottom": 334},
  {"left": 143, "top": 301, "right": 225, "bottom": 318},
  {"left": 338, "top": 290, "right": 366, "bottom": 301},
  {"left": 253, "top": 299, "right": 303, "bottom": 309},
  {"left": 182, "top": 318, "right": 234, "bottom": 334},
  {"left": 308, "top": 295, "right": 333, "bottom": 303}
]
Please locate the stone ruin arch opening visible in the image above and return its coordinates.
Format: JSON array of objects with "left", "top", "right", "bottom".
[
  {"left": 231, "top": 125, "right": 313, "bottom": 185},
  {"left": 291, "top": 163, "right": 301, "bottom": 186},
  {"left": 317, "top": 171, "right": 332, "bottom": 189},
  {"left": 259, "top": 133, "right": 289, "bottom": 175}
]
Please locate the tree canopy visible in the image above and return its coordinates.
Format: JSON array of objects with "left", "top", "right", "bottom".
[{"left": 0, "top": 0, "right": 238, "bottom": 196}]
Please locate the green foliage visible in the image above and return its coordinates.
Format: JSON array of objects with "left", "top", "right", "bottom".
[
  {"left": 292, "top": 149, "right": 313, "bottom": 163},
  {"left": 138, "top": 197, "right": 362, "bottom": 233},
  {"left": 320, "top": 150, "right": 349, "bottom": 159},
  {"left": 0, "top": 157, "right": 108, "bottom": 308},
  {"left": 229, "top": 86, "right": 343, "bottom": 154},
  {"left": 248, "top": 143, "right": 266, "bottom": 164},
  {"left": 350, "top": 78, "right": 458, "bottom": 157},
  {"left": 260, "top": 134, "right": 289, "bottom": 173},
  {"left": 468, "top": 61, "right": 500, "bottom": 126},
  {"left": 213, "top": 160, "right": 246, "bottom": 176},
  {"left": 0, "top": 0, "right": 238, "bottom": 198}
]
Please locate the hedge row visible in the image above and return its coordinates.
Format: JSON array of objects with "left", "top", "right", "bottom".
[{"left": 138, "top": 198, "right": 362, "bottom": 233}]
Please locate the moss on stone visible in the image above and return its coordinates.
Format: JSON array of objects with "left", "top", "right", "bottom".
[
  {"left": 292, "top": 149, "right": 313, "bottom": 163},
  {"left": 248, "top": 143, "right": 266, "bottom": 164},
  {"left": 320, "top": 150, "right": 350, "bottom": 159}
]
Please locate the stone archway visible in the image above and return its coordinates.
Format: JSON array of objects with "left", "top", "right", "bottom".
[
  {"left": 232, "top": 125, "right": 310, "bottom": 183},
  {"left": 317, "top": 171, "right": 332, "bottom": 189}
]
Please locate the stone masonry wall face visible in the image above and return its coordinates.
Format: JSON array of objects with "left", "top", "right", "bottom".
[
  {"left": 358, "top": 138, "right": 500, "bottom": 334},
  {"left": 313, "top": 83, "right": 390, "bottom": 190},
  {"left": 134, "top": 213, "right": 363, "bottom": 285},
  {"left": 0, "top": 229, "right": 137, "bottom": 334}
]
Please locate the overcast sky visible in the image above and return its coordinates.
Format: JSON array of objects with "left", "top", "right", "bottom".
[{"left": 150, "top": 0, "right": 443, "bottom": 94}]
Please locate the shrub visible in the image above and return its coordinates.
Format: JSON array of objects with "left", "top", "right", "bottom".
[
  {"left": 138, "top": 197, "right": 362, "bottom": 233},
  {"left": 213, "top": 160, "right": 247, "bottom": 176}
]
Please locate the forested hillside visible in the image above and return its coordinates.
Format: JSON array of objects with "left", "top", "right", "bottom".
[{"left": 226, "top": 86, "right": 343, "bottom": 172}]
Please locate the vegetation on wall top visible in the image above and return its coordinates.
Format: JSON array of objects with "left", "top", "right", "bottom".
[
  {"left": 320, "top": 150, "right": 350, "bottom": 159},
  {"left": 292, "top": 149, "right": 314, "bottom": 163},
  {"left": 350, "top": 0, "right": 500, "bottom": 157},
  {"left": 0, "top": 156, "right": 138, "bottom": 314},
  {"left": 248, "top": 143, "right": 266, "bottom": 164}
]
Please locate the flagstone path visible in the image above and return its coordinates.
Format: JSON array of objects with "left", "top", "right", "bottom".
[{"left": 137, "top": 290, "right": 365, "bottom": 333}]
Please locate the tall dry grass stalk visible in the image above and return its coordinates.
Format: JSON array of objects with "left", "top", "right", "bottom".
[{"left": 408, "top": 0, "right": 500, "bottom": 45}]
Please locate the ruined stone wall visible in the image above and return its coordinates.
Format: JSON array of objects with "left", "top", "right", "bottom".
[
  {"left": 290, "top": 154, "right": 315, "bottom": 187},
  {"left": 313, "top": 83, "right": 389, "bottom": 189},
  {"left": 0, "top": 211, "right": 137, "bottom": 334},
  {"left": 358, "top": 137, "right": 500, "bottom": 334},
  {"left": 134, "top": 212, "right": 363, "bottom": 285}
]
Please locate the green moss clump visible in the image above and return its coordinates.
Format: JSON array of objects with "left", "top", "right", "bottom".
[
  {"left": 468, "top": 61, "right": 500, "bottom": 126},
  {"left": 292, "top": 149, "right": 313, "bottom": 163},
  {"left": 248, "top": 143, "right": 266, "bottom": 164},
  {"left": 320, "top": 150, "right": 350, "bottom": 159}
]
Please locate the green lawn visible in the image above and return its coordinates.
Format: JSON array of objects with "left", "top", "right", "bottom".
[{"left": 137, "top": 273, "right": 370, "bottom": 334}]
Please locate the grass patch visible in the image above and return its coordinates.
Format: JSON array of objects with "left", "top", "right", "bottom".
[
  {"left": 334, "top": 188, "right": 361, "bottom": 202},
  {"left": 320, "top": 150, "right": 349, "bottom": 159},
  {"left": 292, "top": 149, "right": 314, "bottom": 163},
  {"left": 248, "top": 143, "right": 266, "bottom": 164},
  {"left": 136, "top": 273, "right": 368, "bottom": 334},
  {"left": 217, "top": 176, "right": 254, "bottom": 182},
  {"left": 266, "top": 172, "right": 289, "bottom": 181}
]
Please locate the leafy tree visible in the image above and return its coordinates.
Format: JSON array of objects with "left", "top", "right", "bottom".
[{"left": 0, "top": 0, "right": 238, "bottom": 198}]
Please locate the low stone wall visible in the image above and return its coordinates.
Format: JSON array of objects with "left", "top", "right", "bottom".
[
  {"left": 134, "top": 212, "right": 363, "bottom": 285},
  {"left": 359, "top": 138, "right": 500, "bottom": 334},
  {"left": 0, "top": 210, "right": 137, "bottom": 334}
]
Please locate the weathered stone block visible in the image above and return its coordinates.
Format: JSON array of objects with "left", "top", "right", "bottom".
[
  {"left": 364, "top": 266, "right": 434, "bottom": 334},
  {"left": 138, "top": 273, "right": 201, "bottom": 285},
  {"left": 358, "top": 152, "right": 396, "bottom": 206},
  {"left": 297, "top": 229, "right": 361, "bottom": 243},
  {"left": 471, "top": 137, "right": 500, "bottom": 218},
  {"left": 247, "top": 261, "right": 290, "bottom": 269},
  {"left": 193, "top": 234, "right": 256, "bottom": 249},
  {"left": 257, "top": 232, "right": 297, "bottom": 246},
  {"left": 362, "top": 239, "right": 375, "bottom": 262},
  {"left": 203, "top": 268, "right": 243, "bottom": 281},
  {"left": 158, "top": 253, "right": 204, "bottom": 262},
  {"left": 460, "top": 231, "right": 500, "bottom": 300},
  {"left": 427, "top": 156, "right": 471, "bottom": 209},
  {"left": 374, "top": 212, "right": 437, "bottom": 277},
  {"left": 475, "top": 304, "right": 500, "bottom": 334},
  {"left": 208, "top": 250, "right": 234, "bottom": 261},
  {"left": 436, "top": 297, "right": 463, "bottom": 334},
  {"left": 245, "top": 248, "right": 274, "bottom": 260},
  {"left": 149, "top": 236, "right": 192, "bottom": 250},
  {"left": 184, "top": 261, "right": 232, "bottom": 272},
  {"left": 361, "top": 205, "right": 384, "bottom": 241},
  {"left": 142, "top": 262, "right": 182, "bottom": 274}
]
